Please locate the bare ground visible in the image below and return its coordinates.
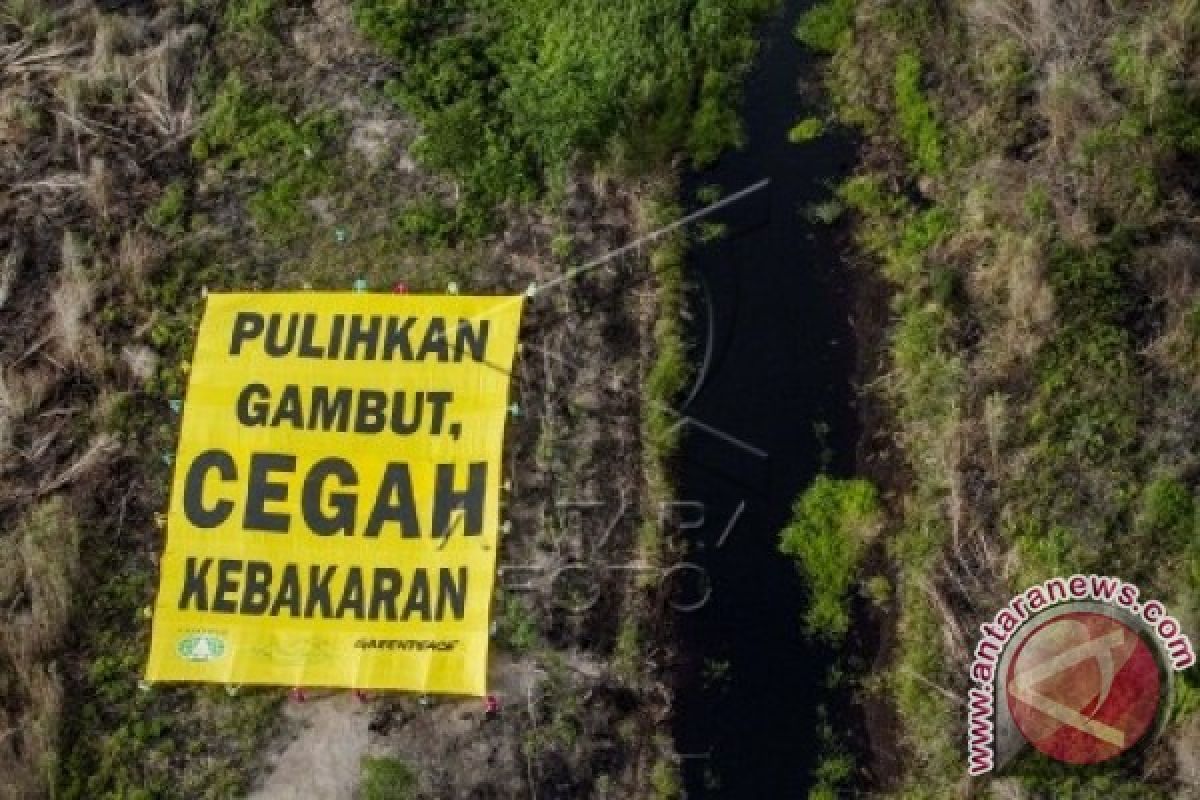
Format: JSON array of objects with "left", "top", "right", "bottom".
[{"left": 248, "top": 694, "right": 373, "bottom": 800}]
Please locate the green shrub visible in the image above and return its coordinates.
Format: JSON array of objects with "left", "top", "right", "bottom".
[
  {"left": 1170, "top": 667, "right": 1200, "bottom": 723},
  {"left": 788, "top": 116, "right": 825, "bottom": 143},
  {"left": 893, "top": 51, "right": 943, "bottom": 175},
  {"left": 809, "top": 706, "right": 855, "bottom": 800},
  {"left": 779, "top": 476, "right": 882, "bottom": 640},
  {"left": 982, "top": 38, "right": 1031, "bottom": 99},
  {"left": 394, "top": 197, "right": 460, "bottom": 246},
  {"left": 351, "top": 0, "right": 454, "bottom": 56},
  {"left": 890, "top": 304, "right": 962, "bottom": 437},
  {"left": 1137, "top": 477, "right": 1196, "bottom": 551},
  {"left": 1184, "top": 300, "right": 1200, "bottom": 349},
  {"left": 863, "top": 574, "right": 891, "bottom": 608},
  {"left": 354, "top": 0, "right": 776, "bottom": 216},
  {"left": 695, "top": 184, "right": 722, "bottom": 205},
  {"left": 889, "top": 564, "right": 960, "bottom": 784},
  {"left": 497, "top": 593, "right": 539, "bottom": 653},
  {"left": 1077, "top": 119, "right": 1161, "bottom": 225},
  {"left": 688, "top": 85, "right": 745, "bottom": 164},
  {"left": 644, "top": 325, "right": 688, "bottom": 456},
  {"left": 649, "top": 757, "right": 682, "bottom": 799},
  {"left": 809, "top": 752, "right": 853, "bottom": 800},
  {"left": 1110, "top": 28, "right": 1174, "bottom": 121},
  {"left": 643, "top": 223, "right": 691, "bottom": 474},
  {"left": 887, "top": 206, "right": 953, "bottom": 285},
  {"left": 795, "top": 0, "right": 855, "bottom": 53},
  {"left": 1009, "top": 520, "right": 1086, "bottom": 589},
  {"left": 146, "top": 182, "right": 187, "bottom": 233},
  {"left": 1163, "top": 95, "right": 1200, "bottom": 154},
  {"left": 1028, "top": 245, "right": 1137, "bottom": 494},
  {"left": 5, "top": 0, "right": 55, "bottom": 40},
  {"left": 613, "top": 617, "right": 641, "bottom": 682},
  {"left": 1018, "top": 759, "right": 1168, "bottom": 799},
  {"left": 837, "top": 173, "right": 907, "bottom": 218},
  {"left": 550, "top": 232, "right": 573, "bottom": 260},
  {"left": 361, "top": 757, "right": 417, "bottom": 800},
  {"left": 696, "top": 221, "right": 726, "bottom": 242},
  {"left": 225, "top": 0, "right": 279, "bottom": 33},
  {"left": 192, "top": 73, "right": 342, "bottom": 234},
  {"left": 1024, "top": 184, "right": 1053, "bottom": 223}
]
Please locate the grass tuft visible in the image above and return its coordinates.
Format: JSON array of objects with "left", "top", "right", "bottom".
[{"left": 779, "top": 476, "right": 882, "bottom": 641}]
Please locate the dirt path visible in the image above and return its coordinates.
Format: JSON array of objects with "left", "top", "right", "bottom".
[
  {"left": 247, "top": 693, "right": 373, "bottom": 800},
  {"left": 243, "top": 655, "right": 586, "bottom": 799}
]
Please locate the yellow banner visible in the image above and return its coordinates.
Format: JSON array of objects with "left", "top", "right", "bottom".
[{"left": 145, "top": 292, "right": 523, "bottom": 695}]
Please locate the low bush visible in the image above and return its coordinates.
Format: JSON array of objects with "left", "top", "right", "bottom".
[
  {"left": 146, "top": 182, "right": 187, "bottom": 233},
  {"left": 795, "top": 0, "right": 855, "bottom": 54},
  {"left": 779, "top": 476, "right": 882, "bottom": 641},
  {"left": 649, "top": 755, "right": 682, "bottom": 799},
  {"left": 361, "top": 756, "right": 417, "bottom": 800},
  {"left": 225, "top": 0, "right": 280, "bottom": 34},
  {"left": 788, "top": 116, "right": 826, "bottom": 144},
  {"left": 191, "top": 73, "right": 342, "bottom": 235},
  {"left": 1137, "top": 476, "right": 1196, "bottom": 552},
  {"left": 893, "top": 51, "right": 943, "bottom": 175},
  {"left": 354, "top": 0, "right": 777, "bottom": 217},
  {"left": 497, "top": 593, "right": 540, "bottom": 653}
]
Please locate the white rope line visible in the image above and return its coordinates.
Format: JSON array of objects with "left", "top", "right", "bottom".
[
  {"left": 434, "top": 177, "right": 771, "bottom": 373},
  {"left": 444, "top": 177, "right": 771, "bottom": 333},
  {"left": 532, "top": 177, "right": 771, "bottom": 296}
]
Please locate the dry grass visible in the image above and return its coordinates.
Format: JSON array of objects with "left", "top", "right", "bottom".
[
  {"left": 0, "top": 244, "right": 17, "bottom": 310},
  {"left": 1175, "top": 713, "right": 1200, "bottom": 795},
  {"left": 132, "top": 26, "right": 202, "bottom": 141},
  {"left": 964, "top": 0, "right": 1190, "bottom": 243},
  {"left": 0, "top": 368, "right": 13, "bottom": 455},
  {"left": 967, "top": 0, "right": 1117, "bottom": 74},
  {"left": 0, "top": 4, "right": 207, "bottom": 795},
  {"left": 970, "top": 230, "right": 1056, "bottom": 374},
  {"left": 39, "top": 432, "right": 118, "bottom": 494},
  {"left": 1038, "top": 66, "right": 1113, "bottom": 160},
  {"left": 83, "top": 154, "right": 112, "bottom": 221},
  {"left": 49, "top": 231, "right": 96, "bottom": 368},
  {"left": 1146, "top": 234, "right": 1200, "bottom": 388},
  {"left": 116, "top": 228, "right": 160, "bottom": 285},
  {"left": 0, "top": 365, "right": 57, "bottom": 472},
  {"left": 20, "top": 498, "right": 81, "bottom": 653},
  {"left": 0, "top": 497, "right": 80, "bottom": 799},
  {"left": 119, "top": 343, "right": 158, "bottom": 384}
]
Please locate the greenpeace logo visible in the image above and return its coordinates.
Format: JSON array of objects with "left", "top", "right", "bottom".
[
  {"left": 353, "top": 638, "right": 457, "bottom": 652},
  {"left": 177, "top": 632, "right": 226, "bottom": 662}
]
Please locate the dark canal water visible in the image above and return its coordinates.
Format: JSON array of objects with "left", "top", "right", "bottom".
[{"left": 671, "top": 1, "right": 859, "bottom": 796}]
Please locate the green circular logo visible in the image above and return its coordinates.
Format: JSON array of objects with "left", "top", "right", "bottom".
[{"left": 177, "top": 633, "right": 226, "bottom": 662}]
